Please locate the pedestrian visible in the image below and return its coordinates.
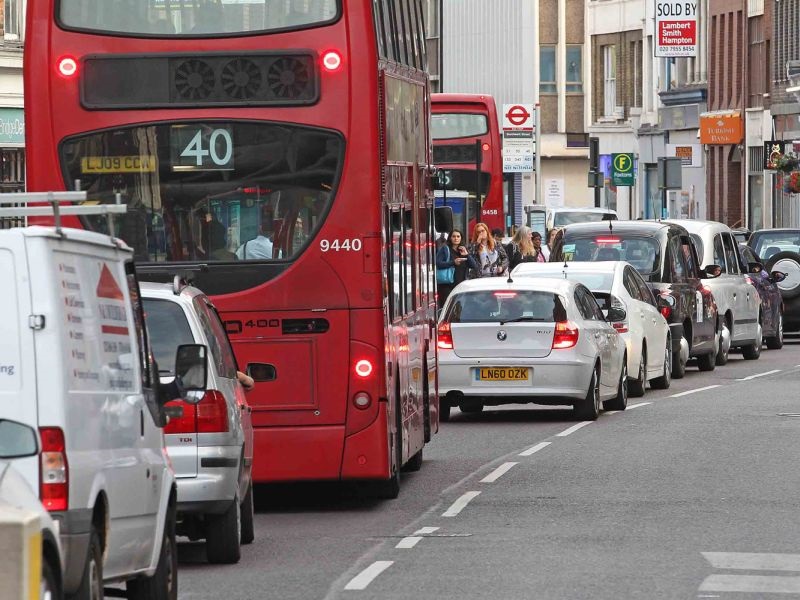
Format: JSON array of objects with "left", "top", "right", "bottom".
[
  {"left": 468, "top": 222, "right": 508, "bottom": 278},
  {"left": 507, "top": 225, "right": 545, "bottom": 270},
  {"left": 492, "top": 227, "right": 505, "bottom": 247},
  {"left": 531, "top": 231, "right": 547, "bottom": 263},
  {"left": 436, "top": 229, "right": 477, "bottom": 305},
  {"left": 542, "top": 228, "right": 559, "bottom": 261}
]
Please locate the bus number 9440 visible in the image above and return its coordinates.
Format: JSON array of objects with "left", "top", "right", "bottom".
[{"left": 320, "top": 238, "right": 362, "bottom": 252}]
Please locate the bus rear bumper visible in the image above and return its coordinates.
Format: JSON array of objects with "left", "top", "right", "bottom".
[
  {"left": 341, "top": 401, "right": 391, "bottom": 481},
  {"left": 252, "top": 425, "right": 345, "bottom": 483}
]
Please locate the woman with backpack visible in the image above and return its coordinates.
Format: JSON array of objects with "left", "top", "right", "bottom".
[{"left": 436, "top": 229, "right": 476, "bottom": 305}]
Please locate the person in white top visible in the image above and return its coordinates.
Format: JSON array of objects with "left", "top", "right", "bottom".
[{"left": 236, "top": 229, "right": 274, "bottom": 260}]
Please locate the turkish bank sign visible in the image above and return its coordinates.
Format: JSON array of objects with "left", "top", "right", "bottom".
[{"left": 655, "top": 0, "right": 698, "bottom": 57}]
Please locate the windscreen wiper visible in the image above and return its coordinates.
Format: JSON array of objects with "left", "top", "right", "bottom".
[{"left": 499, "top": 317, "right": 547, "bottom": 325}]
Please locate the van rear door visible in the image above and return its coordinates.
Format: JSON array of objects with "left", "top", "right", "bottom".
[{"left": 0, "top": 234, "right": 38, "bottom": 492}]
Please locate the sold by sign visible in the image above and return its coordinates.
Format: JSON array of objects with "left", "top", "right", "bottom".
[{"left": 655, "top": 0, "right": 697, "bottom": 57}]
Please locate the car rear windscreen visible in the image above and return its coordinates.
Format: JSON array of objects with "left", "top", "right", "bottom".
[
  {"left": 752, "top": 232, "right": 800, "bottom": 260},
  {"left": 560, "top": 235, "right": 661, "bottom": 277},
  {"left": 444, "top": 290, "right": 567, "bottom": 323}
]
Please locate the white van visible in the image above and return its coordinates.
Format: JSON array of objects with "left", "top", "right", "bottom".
[{"left": 0, "top": 194, "right": 207, "bottom": 600}]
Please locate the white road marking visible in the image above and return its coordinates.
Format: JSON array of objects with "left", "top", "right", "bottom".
[
  {"left": 702, "top": 552, "right": 800, "bottom": 571},
  {"left": 480, "top": 462, "right": 518, "bottom": 483},
  {"left": 604, "top": 410, "right": 620, "bottom": 415},
  {"left": 442, "top": 491, "right": 481, "bottom": 517},
  {"left": 670, "top": 385, "right": 720, "bottom": 398},
  {"left": 343, "top": 561, "right": 394, "bottom": 590},
  {"left": 736, "top": 369, "right": 782, "bottom": 381},
  {"left": 395, "top": 526, "right": 439, "bottom": 549},
  {"left": 699, "top": 574, "right": 800, "bottom": 594},
  {"left": 519, "top": 441, "right": 551, "bottom": 457},
  {"left": 555, "top": 421, "right": 591, "bottom": 437},
  {"left": 626, "top": 402, "right": 652, "bottom": 410}
]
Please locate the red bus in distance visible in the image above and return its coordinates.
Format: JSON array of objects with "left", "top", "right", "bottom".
[
  {"left": 25, "top": 0, "right": 439, "bottom": 499},
  {"left": 431, "top": 93, "right": 504, "bottom": 234}
]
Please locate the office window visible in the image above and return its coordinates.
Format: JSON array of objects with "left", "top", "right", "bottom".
[
  {"left": 603, "top": 45, "right": 617, "bottom": 117},
  {"left": 540, "top": 46, "right": 557, "bottom": 94},
  {"left": 566, "top": 45, "right": 583, "bottom": 93}
]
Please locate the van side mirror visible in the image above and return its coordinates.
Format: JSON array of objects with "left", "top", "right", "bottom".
[
  {"left": 434, "top": 206, "right": 454, "bottom": 235},
  {"left": 174, "top": 344, "right": 208, "bottom": 399},
  {"left": 0, "top": 419, "right": 39, "bottom": 459},
  {"left": 748, "top": 262, "right": 763, "bottom": 274},
  {"left": 703, "top": 264, "right": 722, "bottom": 278}
]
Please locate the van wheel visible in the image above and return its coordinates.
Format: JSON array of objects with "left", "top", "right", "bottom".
[
  {"left": 716, "top": 321, "right": 731, "bottom": 366},
  {"left": 375, "top": 397, "right": 402, "bottom": 499},
  {"left": 742, "top": 320, "right": 763, "bottom": 360},
  {"left": 127, "top": 508, "right": 177, "bottom": 600},
  {"left": 766, "top": 312, "right": 784, "bottom": 349},
  {"left": 240, "top": 483, "right": 255, "bottom": 545},
  {"left": 671, "top": 335, "right": 687, "bottom": 379},
  {"left": 42, "top": 554, "right": 62, "bottom": 600},
  {"left": 70, "top": 528, "right": 102, "bottom": 600},
  {"left": 697, "top": 332, "right": 717, "bottom": 372},
  {"left": 205, "top": 496, "right": 242, "bottom": 564}
]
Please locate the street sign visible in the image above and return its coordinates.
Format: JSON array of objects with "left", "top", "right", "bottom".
[
  {"left": 655, "top": 0, "right": 698, "bottom": 57},
  {"left": 611, "top": 153, "right": 635, "bottom": 186},
  {"left": 502, "top": 103, "right": 536, "bottom": 173}
]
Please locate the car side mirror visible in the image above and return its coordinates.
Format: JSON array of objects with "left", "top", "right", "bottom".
[
  {"left": 703, "top": 264, "right": 722, "bottom": 278},
  {"left": 174, "top": 344, "right": 208, "bottom": 402},
  {"left": 606, "top": 306, "right": 626, "bottom": 322},
  {"left": 748, "top": 262, "right": 763, "bottom": 274},
  {"left": 657, "top": 294, "right": 676, "bottom": 309},
  {"left": 247, "top": 363, "right": 277, "bottom": 382},
  {"left": 771, "top": 271, "right": 787, "bottom": 283},
  {"left": 0, "top": 419, "right": 39, "bottom": 459}
]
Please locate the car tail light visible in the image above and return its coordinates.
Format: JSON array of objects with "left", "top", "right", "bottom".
[
  {"left": 163, "top": 400, "right": 197, "bottom": 434},
  {"left": 596, "top": 237, "right": 620, "bottom": 244},
  {"left": 660, "top": 305, "right": 672, "bottom": 320},
  {"left": 196, "top": 390, "right": 229, "bottom": 433},
  {"left": 39, "top": 427, "right": 68, "bottom": 512},
  {"left": 552, "top": 321, "right": 579, "bottom": 349},
  {"left": 437, "top": 322, "right": 453, "bottom": 350},
  {"left": 611, "top": 322, "right": 628, "bottom": 333}
]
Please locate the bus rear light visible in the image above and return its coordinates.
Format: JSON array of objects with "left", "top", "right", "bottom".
[
  {"left": 552, "top": 321, "right": 579, "bottom": 349},
  {"left": 353, "top": 392, "right": 372, "bottom": 410},
  {"left": 39, "top": 427, "right": 68, "bottom": 512},
  {"left": 355, "top": 359, "right": 374, "bottom": 378},
  {"left": 322, "top": 50, "right": 343, "bottom": 72},
  {"left": 437, "top": 322, "right": 453, "bottom": 350},
  {"left": 163, "top": 400, "right": 197, "bottom": 434},
  {"left": 482, "top": 143, "right": 490, "bottom": 152},
  {"left": 57, "top": 57, "right": 78, "bottom": 78},
  {"left": 196, "top": 390, "right": 229, "bottom": 433}
]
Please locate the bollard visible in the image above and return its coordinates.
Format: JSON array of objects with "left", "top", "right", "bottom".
[{"left": 0, "top": 505, "right": 41, "bottom": 600}]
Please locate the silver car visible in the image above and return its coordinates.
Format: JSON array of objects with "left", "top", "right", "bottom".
[
  {"left": 142, "top": 281, "right": 254, "bottom": 564},
  {"left": 437, "top": 277, "right": 627, "bottom": 421}
]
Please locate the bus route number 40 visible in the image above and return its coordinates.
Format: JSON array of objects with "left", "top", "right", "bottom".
[{"left": 320, "top": 238, "right": 362, "bottom": 252}]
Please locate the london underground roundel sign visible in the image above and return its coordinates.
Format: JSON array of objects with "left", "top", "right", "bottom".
[{"left": 505, "top": 105, "right": 531, "bottom": 127}]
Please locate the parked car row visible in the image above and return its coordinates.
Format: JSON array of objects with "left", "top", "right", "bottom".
[{"left": 437, "top": 217, "right": 789, "bottom": 422}]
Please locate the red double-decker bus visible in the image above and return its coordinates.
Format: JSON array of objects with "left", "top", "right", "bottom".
[
  {"left": 25, "top": 0, "right": 440, "bottom": 497},
  {"left": 431, "top": 93, "right": 504, "bottom": 234}
]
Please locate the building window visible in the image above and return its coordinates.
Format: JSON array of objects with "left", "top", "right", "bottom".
[
  {"left": 540, "top": 46, "right": 557, "bottom": 94},
  {"left": 632, "top": 40, "right": 643, "bottom": 107},
  {"left": 603, "top": 45, "right": 617, "bottom": 117},
  {"left": 566, "top": 45, "right": 583, "bottom": 93},
  {"left": 4, "top": 0, "right": 25, "bottom": 43}
]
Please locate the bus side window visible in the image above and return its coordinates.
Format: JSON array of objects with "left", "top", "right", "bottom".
[
  {"left": 392, "top": 0, "right": 408, "bottom": 65},
  {"left": 372, "top": 0, "right": 388, "bottom": 59},
  {"left": 404, "top": 208, "right": 415, "bottom": 311},
  {"left": 389, "top": 209, "right": 404, "bottom": 319}
]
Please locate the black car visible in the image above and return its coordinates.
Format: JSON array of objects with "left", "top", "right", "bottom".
[
  {"left": 747, "top": 228, "right": 800, "bottom": 331},
  {"left": 738, "top": 243, "right": 785, "bottom": 348},
  {"left": 550, "top": 221, "right": 719, "bottom": 378}
]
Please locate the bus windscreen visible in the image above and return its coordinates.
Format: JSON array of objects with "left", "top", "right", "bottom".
[
  {"left": 60, "top": 122, "right": 343, "bottom": 264},
  {"left": 431, "top": 114, "right": 489, "bottom": 140},
  {"left": 58, "top": 0, "right": 339, "bottom": 36}
]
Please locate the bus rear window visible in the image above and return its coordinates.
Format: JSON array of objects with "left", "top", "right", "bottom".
[
  {"left": 560, "top": 236, "right": 661, "bottom": 277},
  {"left": 60, "top": 121, "right": 344, "bottom": 264},
  {"left": 444, "top": 291, "right": 566, "bottom": 323},
  {"left": 431, "top": 114, "right": 489, "bottom": 139},
  {"left": 58, "top": 0, "right": 339, "bottom": 37}
]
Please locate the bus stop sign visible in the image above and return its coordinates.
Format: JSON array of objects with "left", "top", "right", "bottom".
[{"left": 611, "top": 153, "right": 635, "bottom": 186}]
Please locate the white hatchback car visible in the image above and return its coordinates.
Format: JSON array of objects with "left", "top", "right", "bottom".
[
  {"left": 142, "top": 281, "right": 255, "bottom": 565},
  {"left": 512, "top": 261, "right": 672, "bottom": 397},
  {"left": 437, "top": 277, "right": 627, "bottom": 421}
]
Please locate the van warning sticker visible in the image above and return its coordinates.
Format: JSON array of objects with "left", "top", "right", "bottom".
[{"left": 58, "top": 253, "right": 135, "bottom": 392}]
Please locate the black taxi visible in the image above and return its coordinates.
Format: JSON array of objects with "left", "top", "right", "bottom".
[{"left": 550, "top": 221, "right": 719, "bottom": 378}]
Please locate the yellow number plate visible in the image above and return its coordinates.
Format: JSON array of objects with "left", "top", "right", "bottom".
[
  {"left": 477, "top": 367, "right": 529, "bottom": 382},
  {"left": 81, "top": 155, "right": 158, "bottom": 174}
]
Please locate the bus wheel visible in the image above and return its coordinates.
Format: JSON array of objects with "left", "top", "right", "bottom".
[
  {"left": 403, "top": 448, "right": 423, "bottom": 473},
  {"left": 375, "top": 396, "right": 402, "bottom": 500},
  {"left": 422, "top": 360, "right": 431, "bottom": 443}
]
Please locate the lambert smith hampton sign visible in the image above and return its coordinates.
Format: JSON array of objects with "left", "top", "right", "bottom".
[
  {"left": 655, "top": 0, "right": 698, "bottom": 57},
  {"left": 699, "top": 112, "right": 743, "bottom": 145}
]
